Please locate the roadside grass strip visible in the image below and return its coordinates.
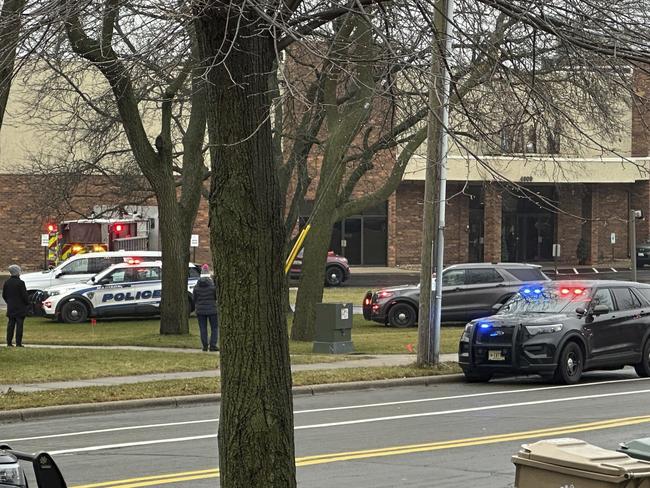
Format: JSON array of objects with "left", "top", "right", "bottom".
[
  {"left": 0, "top": 364, "right": 460, "bottom": 410},
  {"left": 0, "top": 348, "right": 359, "bottom": 384},
  {"left": 70, "top": 415, "right": 650, "bottom": 487}
]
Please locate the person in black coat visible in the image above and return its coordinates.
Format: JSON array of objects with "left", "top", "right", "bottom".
[
  {"left": 192, "top": 264, "right": 218, "bottom": 352},
  {"left": 2, "top": 265, "right": 29, "bottom": 347}
]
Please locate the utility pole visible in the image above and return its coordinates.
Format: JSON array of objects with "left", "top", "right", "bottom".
[{"left": 417, "top": 0, "right": 454, "bottom": 367}]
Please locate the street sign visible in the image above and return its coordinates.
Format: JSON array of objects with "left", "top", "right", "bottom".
[
  {"left": 552, "top": 244, "right": 561, "bottom": 257},
  {"left": 611, "top": 233, "right": 616, "bottom": 244},
  {"left": 40, "top": 234, "right": 49, "bottom": 247},
  {"left": 190, "top": 234, "right": 199, "bottom": 247}
]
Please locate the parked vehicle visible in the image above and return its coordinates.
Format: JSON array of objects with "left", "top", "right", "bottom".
[
  {"left": 39, "top": 260, "right": 200, "bottom": 323},
  {"left": 362, "top": 263, "right": 550, "bottom": 327},
  {"left": 22, "top": 250, "right": 162, "bottom": 296},
  {"left": 459, "top": 280, "right": 650, "bottom": 384},
  {"left": 289, "top": 249, "right": 351, "bottom": 287},
  {"left": 637, "top": 242, "right": 650, "bottom": 267}
]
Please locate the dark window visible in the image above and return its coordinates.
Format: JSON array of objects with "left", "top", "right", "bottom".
[
  {"left": 635, "top": 288, "right": 650, "bottom": 305},
  {"left": 505, "top": 268, "right": 548, "bottom": 282},
  {"left": 104, "top": 268, "right": 132, "bottom": 284},
  {"left": 133, "top": 267, "right": 161, "bottom": 282},
  {"left": 467, "top": 269, "right": 503, "bottom": 284},
  {"left": 189, "top": 266, "right": 201, "bottom": 279},
  {"left": 442, "top": 269, "right": 466, "bottom": 286},
  {"left": 61, "top": 258, "right": 89, "bottom": 275},
  {"left": 612, "top": 288, "right": 640, "bottom": 311},
  {"left": 88, "top": 257, "right": 115, "bottom": 274},
  {"left": 592, "top": 288, "right": 615, "bottom": 310}
]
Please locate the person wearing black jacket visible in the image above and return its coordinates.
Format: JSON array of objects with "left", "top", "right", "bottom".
[
  {"left": 2, "top": 265, "right": 29, "bottom": 347},
  {"left": 192, "top": 265, "right": 218, "bottom": 352}
]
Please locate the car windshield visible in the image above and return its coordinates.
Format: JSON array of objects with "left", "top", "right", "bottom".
[{"left": 498, "top": 286, "right": 592, "bottom": 314}]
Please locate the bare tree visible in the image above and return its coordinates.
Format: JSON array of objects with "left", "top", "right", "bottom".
[
  {"left": 58, "top": 0, "right": 207, "bottom": 335},
  {"left": 0, "top": 0, "right": 27, "bottom": 129}
]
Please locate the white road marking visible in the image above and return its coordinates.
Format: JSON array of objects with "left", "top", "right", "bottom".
[
  {"left": 4, "top": 376, "right": 649, "bottom": 443},
  {"left": 1, "top": 419, "right": 216, "bottom": 443},
  {"left": 48, "top": 386, "right": 650, "bottom": 455}
]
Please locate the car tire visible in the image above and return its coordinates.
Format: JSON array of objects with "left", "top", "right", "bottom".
[
  {"left": 60, "top": 300, "right": 89, "bottom": 324},
  {"left": 554, "top": 341, "right": 584, "bottom": 384},
  {"left": 463, "top": 370, "right": 492, "bottom": 383},
  {"left": 387, "top": 303, "right": 417, "bottom": 328},
  {"left": 634, "top": 339, "right": 650, "bottom": 377},
  {"left": 325, "top": 266, "right": 344, "bottom": 287}
]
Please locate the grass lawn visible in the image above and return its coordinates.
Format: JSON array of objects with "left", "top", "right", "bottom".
[
  {"left": 288, "top": 286, "right": 371, "bottom": 305},
  {"left": 21, "top": 315, "right": 463, "bottom": 356},
  {"left": 0, "top": 348, "right": 359, "bottom": 384},
  {"left": 0, "top": 363, "right": 462, "bottom": 410}
]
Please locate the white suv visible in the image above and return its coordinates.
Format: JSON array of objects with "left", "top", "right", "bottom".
[{"left": 21, "top": 251, "right": 162, "bottom": 294}]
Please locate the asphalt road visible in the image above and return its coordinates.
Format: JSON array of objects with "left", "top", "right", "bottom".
[{"left": 4, "top": 370, "right": 650, "bottom": 487}]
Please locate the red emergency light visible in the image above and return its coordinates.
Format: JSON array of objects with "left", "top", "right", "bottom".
[
  {"left": 46, "top": 223, "right": 57, "bottom": 233},
  {"left": 114, "top": 223, "right": 124, "bottom": 233}
]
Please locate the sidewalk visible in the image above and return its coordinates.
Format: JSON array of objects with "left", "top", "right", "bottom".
[{"left": 0, "top": 344, "right": 459, "bottom": 394}]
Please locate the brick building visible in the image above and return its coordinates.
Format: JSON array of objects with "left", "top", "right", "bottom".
[{"left": 1, "top": 71, "right": 650, "bottom": 270}]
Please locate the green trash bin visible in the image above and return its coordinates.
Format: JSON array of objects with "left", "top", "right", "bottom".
[
  {"left": 619, "top": 438, "right": 650, "bottom": 461},
  {"left": 312, "top": 303, "right": 354, "bottom": 354}
]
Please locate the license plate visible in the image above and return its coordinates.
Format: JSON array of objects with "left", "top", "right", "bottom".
[{"left": 488, "top": 350, "right": 505, "bottom": 361}]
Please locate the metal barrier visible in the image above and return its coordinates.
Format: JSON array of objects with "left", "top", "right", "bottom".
[{"left": 112, "top": 236, "right": 149, "bottom": 251}]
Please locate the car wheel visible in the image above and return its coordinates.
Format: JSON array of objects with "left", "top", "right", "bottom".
[
  {"left": 325, "top": 266, "right": 344, "bottom": 287},
  {"left": 388, "top": 303, "right": 417, "bottom": 328},
  {"left": 61, "top": 300, "right": 89, "bottom": 324},
  {"left": 463, "top": 370, "right": 492, "bottom": 383},
  {"left": 634, "top": 339, "right": 650, "bottom": 377},
  {"left": 554, "top": 342, "right": 584, "bottom": 384}
]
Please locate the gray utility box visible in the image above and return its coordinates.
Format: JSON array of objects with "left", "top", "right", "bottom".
[
  {"left": 513, "top": 438, "right": 650, "bottom": 488},
  {"left": 313, "top": 303, "right": 354, "bottom": 354}
]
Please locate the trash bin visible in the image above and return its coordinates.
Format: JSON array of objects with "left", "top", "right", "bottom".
[
  {"left": 312, "top": 303, "right": 354, "bottom": 354},
  {"left": 512, "top": 438, "right": 650, "bottom": 487},
  {"left": 619, "top": 438, "right": 650, "bottom": 462}
]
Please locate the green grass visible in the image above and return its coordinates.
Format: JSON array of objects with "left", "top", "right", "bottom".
[
  {"left": 0, "top": 347, "right": 359, "bottom": 384},
  {"left": 289, "top": 286, "right": 371, "bottom": 305},
  {"left": 0, "top": 363, "right": 462, "bottom": 411},
  {"left": 21, "top": 315, "right": 463, "bottom": 355}
]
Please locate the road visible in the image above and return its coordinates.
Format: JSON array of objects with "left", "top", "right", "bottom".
[{"left": 4, "top": 369, "right": 650, "bottom": 487}]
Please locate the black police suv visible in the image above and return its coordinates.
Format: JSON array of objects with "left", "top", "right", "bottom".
[{"left": 458, "top": 280, "right": 650, "bottom": 384}]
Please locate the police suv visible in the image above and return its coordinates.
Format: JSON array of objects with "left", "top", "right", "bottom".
[
  {"left": 40, "top": 260, "right": 201, "bottom": 323},
  {"left": 459, "top": 280, "right": 650, "bottom": 384}
]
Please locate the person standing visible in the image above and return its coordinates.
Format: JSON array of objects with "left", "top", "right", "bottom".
[
  {"left": 2, "top": 265, "right": 29, "bottom": 347},
  {"left": 193, "top": 264, "right": 218, "bottom": 352}
]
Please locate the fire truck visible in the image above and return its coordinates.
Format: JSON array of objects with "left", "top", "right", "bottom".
[{"left": 46, "top": 215, "right": 152, "bottom": 265}]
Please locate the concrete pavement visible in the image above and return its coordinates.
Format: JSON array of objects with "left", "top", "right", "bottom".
[
  {"left": 0, "top": 344, "right": 459, "bottom": 394},
  {"left": 4, "top": 368, "right": 649, "bottom": 488}
]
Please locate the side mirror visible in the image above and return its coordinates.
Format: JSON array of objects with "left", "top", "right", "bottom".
[
  {"left": 492, "top": 302, "right": 503, "bottom": 312},
  {"left": 98, "top": 278, "right": 110, "bottom": 286},
  {"left": 55, "top": 272, "right": 63, "bottom": 278},
  {"left": 575, "top": 307, "right": 586, "bottom": 317},
  {"left": 593, "top": 304, "right": 610, "bottom": 316}
]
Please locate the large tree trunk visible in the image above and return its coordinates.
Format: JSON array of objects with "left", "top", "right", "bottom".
[
  {"left": 157, "top": 191, "right": 191, "bottom": 335},
  {"left": 195, "top": 9, "right": 296, "bottom": 488},
  {"left": 0, "top": 0, "right": 26, "bottom": 130},
  {"left": 291, "top": 209, "right": 334, "bottom": 341}
]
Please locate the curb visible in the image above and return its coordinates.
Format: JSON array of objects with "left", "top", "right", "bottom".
[{"left": 0, "top": 374, "right": 464, "bottom": 424}]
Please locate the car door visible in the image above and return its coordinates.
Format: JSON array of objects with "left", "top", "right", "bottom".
[
  {"left": 463, "top": 268, "right": 507, "bottom": 319},
  {"left": 584, "top": 287, "right": 629, "bottom": 364},
  {"left": 132, "top": 266, "right": 163, "bottom": 315},
  {"left": 440, "top": 269, "right": 468, "bottom": 321},
  {"left": 55, "top": 257, "right": 95, "bottom": 285},
  {"left": 609, "top": 287, "right": 645, "bottom": 360},
  {"left": 92, "top": 268, "right": 138, "bottom": 317}
]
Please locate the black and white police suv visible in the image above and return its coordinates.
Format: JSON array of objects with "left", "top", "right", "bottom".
[
  {"left": 39, "top": 260, "right": 201, "bottom": 323},
  {"left": 459, "top": 280, "right": 650, "bottom": 384}
]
